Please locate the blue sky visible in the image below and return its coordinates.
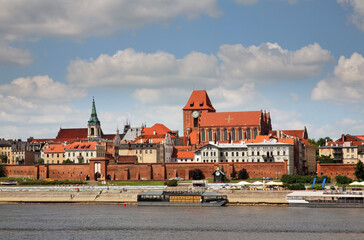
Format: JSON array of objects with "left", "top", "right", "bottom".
[{"left": 1, "top": 0, "right": 364, "bottom": 140}]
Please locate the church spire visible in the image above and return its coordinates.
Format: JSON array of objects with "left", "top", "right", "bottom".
[{"left": 88, "top": 97, "right": 100, "bottom": 126}]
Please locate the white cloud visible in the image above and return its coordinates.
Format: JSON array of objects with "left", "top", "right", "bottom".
[
  {"left": 67, "top": 43, "right": 332, "bottom": 89},
  {"left": 311, "top": 52, "right": 364, "bottom": 103},
  {"left": 208, "top": 83, "right": 268, "bottom": 110},
  {"left": 0, "top": 75, "right": 86, "bottom": 102},
  {"left": 235, "top": 0, "right": 297, "bottom": 5},
  {"left": 234, "top": 0, "right": 260, "bottom": 5},
  {"left": 132, "top": 88, "right": 190, "bottom": 105},
  {"left": 218, "top": 43, "right": 333, "bottom": 83},
  {"left": 67, "top": 48, "right": 219, "bottom": 88},
  {"left": 0, "top": 41, "right": 32, "bottom": 66},
  {"left": 338, "top": 0, "right": 364, "bottom": 31},
  {"left": 0, "top": 0, "right": 220, "bottom": 40},
  {"left": 0, "top": 94, "right": 88, "bottom": 139}
]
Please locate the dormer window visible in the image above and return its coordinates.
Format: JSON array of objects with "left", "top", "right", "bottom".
[
  {"left": 199, "top": 101, "right": 204, "bottom": 107},
  {"left": 190, "top": 102, "right": 194, "bottom": 107}
]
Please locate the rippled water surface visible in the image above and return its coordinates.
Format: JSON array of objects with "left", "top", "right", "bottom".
[{"left": 0, "top": 204, "right": 363, "bottom": 240}]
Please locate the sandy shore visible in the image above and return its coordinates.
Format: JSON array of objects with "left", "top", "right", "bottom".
[{"left": 0, "top": 188, "right": 291, "bottom": 205}]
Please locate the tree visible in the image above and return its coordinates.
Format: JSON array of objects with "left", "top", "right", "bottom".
[
  {"left": 237, "top": 168, "right": 249, "bottom": 180},
  {"left": 316, "top": 137, "right": 333, "bottom": 147},
  {"left": 189, "top": 169, "right": 205, "bottom": 180},
  {"left": 317, "top": 155, "right": 334, "bottom": 163},
  {"left": 63, "top": 159, "right": 74, "bottom": 164},
  {"left": 0, "top": 164, "right": 5, "bottom": 177},
  {"left": 0, "top": 155, "right": 7, "bottom": 164},
  {"left": 354, "top": 161, "right": 364, "bottom": 181},
  {"left": 37, "top": 158, "right": 44, "bottom": 164}
]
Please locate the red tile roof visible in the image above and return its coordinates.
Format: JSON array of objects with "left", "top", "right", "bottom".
[
  {"left": 44, "top": 144, "right": 65, "bottom": 153},
  {"left": 142, "top": 123, "right": 171, "bottom": 135},
  {"left": 55, "top": 128, "right": 88, "bottom": 142},
  {"left": 200, "top": 111, "right": 261, "bottom": 127},
  {"left": 174, "top": 151, "right": 194, "bottom": 159},
  {"left": 64, "top": 141, "right": 98, "bottom": 150},
  {"left": 183, "top": 90, "right": 215, "bottom": 111}
]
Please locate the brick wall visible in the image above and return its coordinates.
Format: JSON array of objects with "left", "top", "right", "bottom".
[
  {"left": 317, "top": 163, "right": 356, "bottom": 179},
  {"left": 3, "top": 165, "right": 38, "bottom": 179},
  {"left": 4, "top": 162, "right": 286, "bottom": 181}
]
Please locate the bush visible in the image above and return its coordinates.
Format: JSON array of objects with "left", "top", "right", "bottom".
[
  {"left": 189, "top": 169, "right": 205, "bottom": 180},
  {"left": 281, "top": 174, "right": 330, "bottom": 184},
  {"left": 335, "top": 175, "right": 353, "bottom": 184},
  {"left": 164, "top": 179, "right": 178, "bottom": 187},
  {"left": 18, "top": 180, "right": 87, "bottom": 185},
  {"left": 307, "top": 185, "right": 324, "bottom": 190},
  {"left": 237, "top": 168, "right": 249, "bottom": 180},
  {"left": 284, "top": 183, "right": 306, "bottom": 190}
]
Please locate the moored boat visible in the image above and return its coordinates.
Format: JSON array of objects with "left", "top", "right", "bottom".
[
  {"left": 286, "top": 190, "right": 364, "bottom": 208},
  {"left": 137, "top": 190, "right": 228, "bottom": 206}
]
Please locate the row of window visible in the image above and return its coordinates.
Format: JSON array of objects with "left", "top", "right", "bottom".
[
  {"left": 201, "top": 158, "right": 274, "bottom": 163},
  {"left": 136, "top": 150, "right": 154, "bottom": 154},
  {"left": 201, "top": 128, "right": 259, "bottom": 142}
]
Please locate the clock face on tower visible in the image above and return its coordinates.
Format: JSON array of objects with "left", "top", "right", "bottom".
[{"left": 192, "top": 110, "right": 199, "bottom": 118}]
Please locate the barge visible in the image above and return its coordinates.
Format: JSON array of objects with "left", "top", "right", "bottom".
[
  {"left": 137, "top": 190, "right": 228, "bottom": 206},
  {"left": 286, "top": 190, "right": 364, "bottom": 208}
]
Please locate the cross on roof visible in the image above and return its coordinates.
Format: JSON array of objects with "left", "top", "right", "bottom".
[{"left": 225, "top": 114, "right": 233, "bottom": 123}]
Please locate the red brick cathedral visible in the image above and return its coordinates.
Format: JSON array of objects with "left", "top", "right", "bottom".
[{"left": 183, "top": 90, "right": 272, "bottom": 145}]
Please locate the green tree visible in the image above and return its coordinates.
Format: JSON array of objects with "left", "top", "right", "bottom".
[
  {"left": 37, "top": 158, "right": 44, "bottom": 164},
  {"left": 317, "top": 155, "right": 334, "bottom": 163},
  {"left": 189, "top": 169, "right": 205, "bottom": 180},
  {"left": 237, "top": 168, "right": 249, "bottom": 180},
  {"left": 354, "top": 161, "right": 364, "bottom": 180},
  {"left": 0, "top": 164, "right": 5, "bottom": 177},
  {"left": 0, "top": 155, "right": 7, "bottom": 164},
  {"left": 63, "top": 159, "right": 74, "bottom": 164},
  {"left": 316, "top": 137, "right": 333, "bottom": 147}
]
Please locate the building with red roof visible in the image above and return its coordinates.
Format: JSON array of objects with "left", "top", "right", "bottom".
[
  {"left": 183, "top": 90, "right": 271, "bottom": 145},
  {"left": 320, "top": 134, "right": 364, "bottom": 164}
]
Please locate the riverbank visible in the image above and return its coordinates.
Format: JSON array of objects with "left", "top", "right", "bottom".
[{"left": 0, "top": 188, "right": 291, "bottom": 205}]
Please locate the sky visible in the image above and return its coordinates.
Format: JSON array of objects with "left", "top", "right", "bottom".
[{"left": 1, "top": 0, "right": 364, "bottom": 141}]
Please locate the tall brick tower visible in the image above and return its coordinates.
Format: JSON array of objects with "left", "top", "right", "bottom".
[{"left": 182, "top": 90, "right": 216, "bottom": 138}]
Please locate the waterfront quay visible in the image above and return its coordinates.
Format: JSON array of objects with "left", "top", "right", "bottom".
[{"left": 0, "top": 186, "right": 290, "bottom": 205}]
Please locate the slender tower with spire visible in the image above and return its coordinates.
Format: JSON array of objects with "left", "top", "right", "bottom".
[{"left": 87, "top": 98, "right": 102, "bottom": 140}]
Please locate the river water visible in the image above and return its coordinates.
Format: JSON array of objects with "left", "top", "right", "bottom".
[{"left": 0, "top": 204, "right": 363, "bottom": 240}]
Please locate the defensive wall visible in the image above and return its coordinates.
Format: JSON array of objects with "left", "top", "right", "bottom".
[
  {"left": 317, "top": 162, "right": 356, "bottom": 179},
  {"left": 3, "top": 162, "right": 357, "bottom": 181},
  {"left": 3, "top": 160, "right": 287, "bottom": 181}
]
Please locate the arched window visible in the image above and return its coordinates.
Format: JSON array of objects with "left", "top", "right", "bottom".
[
  {"left": 201, "top": 129, "right": 206, "bottom": 142},
  {"left": 231, "top": 129, "right": 236, "bottom": 141},
  {"left": 91, "top": 128, "right": 95, "bottom": 136},
  {"left": 208, "top": 129, "right": 212, "bottom": 141},
  {"left": 216, "top": 129, "right": 221, "bottom": 141},
  {"left": 223, "top": 129, "right": 228, "bottom": 141},
  {"left": 238, "top": 128, "right": 242, "bottom": 140},
  {"left": 253, "top": 128, "right": 258, "bottom": 139},
  {"left": 246, "top": 128, "right": 251, "bottom": 139}
]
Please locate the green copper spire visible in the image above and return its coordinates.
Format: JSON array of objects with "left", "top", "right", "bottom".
[{"left": 88, "top": 98, "right": 100, "bottom": 126}]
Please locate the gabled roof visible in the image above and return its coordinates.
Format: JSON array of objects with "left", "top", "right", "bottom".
[
  {"left": 64, "top": 141, "right": 98, "bottom": 150},
  {"left": 183, "top": 90, "right": 215, "bottom": 111},
  {"left": 55, "top": 128, "right": 88, "bottom": 142},
  {"left": 142, "top": 123, "right": 171, "bottom": 135},
  {"left": 44, "top": 144, "right": 65, "bottom": 153},
  {"left": 200, "top": 111, "right": 261, "bottom": 127},
  {"left": 173, "top": 151, "right": 194, "bottom": 159}
]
